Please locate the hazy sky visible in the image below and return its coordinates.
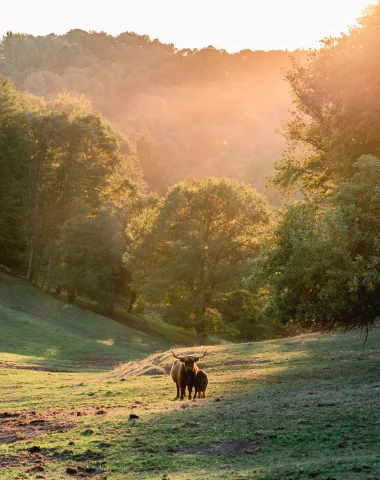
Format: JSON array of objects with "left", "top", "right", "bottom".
[{"left": 0, "top": 0, "right": 374, "bottom": 51}]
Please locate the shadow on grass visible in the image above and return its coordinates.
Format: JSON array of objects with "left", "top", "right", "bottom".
[{"left": 100, "top": 331, "right": 380, "bottom": 479}]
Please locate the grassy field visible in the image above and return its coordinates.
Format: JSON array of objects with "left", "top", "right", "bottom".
[
  {"left": 1, "top": 276, "right": 380, "bottom": 479},
  {"left": 0, "top": 273, "right": 195, "bottom": 371}
]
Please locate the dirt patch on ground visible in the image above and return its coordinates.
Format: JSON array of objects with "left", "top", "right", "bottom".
[
  {"left": 0, "top": 449, "right": 105, "bottom": 478},
  {"left": 177, "top": 437, "right": 263, "bottom": 455},
  {"left": 0, "top": 410, "right": 73, "bottom": 444},
  {"left": 72, "top": 355, "right": 122, "bottom": 368},
  {"left": 0, "top": 411, "right": 105, "bottom": 478}
]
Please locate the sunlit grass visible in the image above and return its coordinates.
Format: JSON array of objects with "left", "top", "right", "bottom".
[
  {"left": 96, "top": 338, "right": 115, "bottom": 346},
  {"left": 0, "top": 274, "right": 194, "bottom": 371}
]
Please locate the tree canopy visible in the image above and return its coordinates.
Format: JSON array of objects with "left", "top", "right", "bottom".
[
  {"left": 273, "top": 3, "right": 380, "bottom": 194},
  {"left": 256, "top": 155, "right": 380, "bottom": 332},
  {"left": 254, "top": 5, "right": 380, "bottom": 335},
  {"left": 126, "top": 177, "right": 271, "bottom": 344},
  {"left": 0, "top": 76, "right": 143, "bottom": 312}
]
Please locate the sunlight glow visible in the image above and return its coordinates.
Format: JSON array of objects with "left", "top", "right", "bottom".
[{"left": 1, "top": 0, "right": 374, "bottom": 52}]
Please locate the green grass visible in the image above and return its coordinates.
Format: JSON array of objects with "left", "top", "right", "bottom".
[
  {"left": 74, "top": 296, "right": 196, "bottom": 347},
  {"left": 0, "top": 274, "right": 194, "bottom": 371},
  {"left": 1, "top": 275, "right": 380, "bottom": 479}
]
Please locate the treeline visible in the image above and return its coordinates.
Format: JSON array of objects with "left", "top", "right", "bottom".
[{"left": 0, "top": 30, "right": 306, "bottom": 198}]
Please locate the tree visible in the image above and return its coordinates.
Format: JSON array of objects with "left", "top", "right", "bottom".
[
  {"left": 55, "top": 209, "right": 123, "bottom": 311},
  {"left": 255, "top": 155, "right": 380, "bottom": 332},
  {"left": 0, "top": 75, "right": 143, "bottom": 313},
  {"left": 0, "top": 77, "right": 29, "bottom": 267},
  {"left": 24, "top": 96, "right": 143, "bottom": 287},
  {"left": 273, "top": 3, "right": 380, "bottom": 194},
  {"left": 127, "top": 177, "right": 270, "bottom": 344}
]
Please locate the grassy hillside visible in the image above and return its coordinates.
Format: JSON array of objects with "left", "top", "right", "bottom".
[
  {"left": 0, "top": 274, "right": 194, "bottom": 371},
  {"left": 1, "top": 290, "right": 380, "bottom": 480}
]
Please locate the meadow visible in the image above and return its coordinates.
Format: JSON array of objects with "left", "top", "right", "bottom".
[{"left": 1, "top": 275, "right": 380, "bottom": 479}]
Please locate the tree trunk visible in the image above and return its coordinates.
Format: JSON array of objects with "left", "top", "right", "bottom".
[
  {"left": 55, "top": 284, "right": 62, "bottom": 295},
  {"left": 128, "top": 291, "right": 137, "bottom": 312},
  {"left": 67, "top": 289, "right": 76, "bottom": 304},
  {"left": 27, "top": 134, "right": 48, "bottom": 282},
  {"left": 27, "top": 245, "right": 34, "bottom": 283},
  {"left": 195, "top": 328, "right": 206, "bottom": 346},
  {"left": 46, "top": 259, "right": 52, "bottom": 293},
  {"left": 40, "top": 268, "right": 46, "bottom": 289}
]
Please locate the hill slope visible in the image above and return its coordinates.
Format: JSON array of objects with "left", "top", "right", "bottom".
[{"left": 0, "top": 274, "right": 194, "bottom": 371}]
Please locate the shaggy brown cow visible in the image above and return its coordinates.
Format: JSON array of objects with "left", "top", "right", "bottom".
[
  {"left": 194, "top": 369, "right": 208, "bottom": 399},
  {"left": 170, "top": 351, "right": 207, "bottom": 400}
]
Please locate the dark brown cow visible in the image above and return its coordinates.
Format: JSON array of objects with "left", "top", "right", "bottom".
[
  {"left": 170, "top": 351, "right": 207, "bottom": 400},
  {"left": 194, "top": 369, "right": 208, "bottom": 399}
]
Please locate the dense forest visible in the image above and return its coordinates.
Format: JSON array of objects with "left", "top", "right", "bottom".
[
  {"left": 1, "top": 2, "right": 380, "bottom": 343},
  {"left": 0, "top": 30, "right": 306, "bottom": 198}
]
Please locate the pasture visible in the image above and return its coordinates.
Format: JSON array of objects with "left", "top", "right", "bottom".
[{"left": 1, "top": 276, "right": 380, "bottom": 479}]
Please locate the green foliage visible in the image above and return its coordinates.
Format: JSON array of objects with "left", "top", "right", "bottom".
[
  {"left": 215, "top": 289, "right": 292, "bottom": 341},
  {"left": 0, "top": 77, "right": 29, "bottom": 266},
  {"left": 55, "top": 211, "right": 122, "bottom": 310},
  {"left": 273, "top": 4, "right": 380, "bottom": 193},
  {"left": 24, "top": 103, "right": 141, "bottom": 301},
  {"left": 127, "top": 177, "right": 271, "bottom": 343},
  {"left": 256, "top": 155, "right": 380, "bottom": 331},
  {"left": 0, "top": 76, "right": 143, "bottom": 311}
]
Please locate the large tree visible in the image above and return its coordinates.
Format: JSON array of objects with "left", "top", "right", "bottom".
[
  {"left": 0, "top": 77, "right": 143, "bottom": 313},
  {"left": 255, "top": 155, "right": 380, "bottom": 332},
  {"left": 273, "top": 3, "right": 380, "bottom": 194},
  {"left": 126, "top": 177, "right": 270, "bottom": 344},
  {"left": 23, "top": 95, "right": 143, "bottom": 292}
]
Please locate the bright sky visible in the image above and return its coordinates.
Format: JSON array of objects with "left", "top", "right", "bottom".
[{"left": 0, "top": 0, "right": 375, "bottom": 52}]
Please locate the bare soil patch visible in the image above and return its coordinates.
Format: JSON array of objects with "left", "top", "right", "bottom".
[
  {"left": 0, "top": 449, "right": 105, "bottom": 478},
  {"left": 0, "top": 410, "right": 74, "bottom": 444},
  {"left": 72, "top": 355, "right": 122, "bottom": 368},
  {"left": 0, "top": 409, "right": 105, "bottom": 478}
]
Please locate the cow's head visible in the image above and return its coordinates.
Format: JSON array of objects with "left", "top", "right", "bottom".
[{"left": 171, "top": 351, "right": 207, "bottom": 373}]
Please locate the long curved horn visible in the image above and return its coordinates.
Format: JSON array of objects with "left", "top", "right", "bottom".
[
  {"left": 171, "top": 350, "right": 184, "bottom": 360},
  {"left": 193, "top": 350, "right": 207, "bottom": 360}
]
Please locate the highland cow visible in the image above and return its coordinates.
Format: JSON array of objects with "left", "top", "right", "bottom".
[
  {"left": 194, "top": 369, "right": 208, "bottom": 398},
  {"left": 170, "top": 351, "right": 207, "bottom": 400}
]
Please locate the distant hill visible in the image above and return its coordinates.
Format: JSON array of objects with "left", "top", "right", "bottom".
[{"left": 0, "top": 31, "right": 307, "bottom": 199}]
